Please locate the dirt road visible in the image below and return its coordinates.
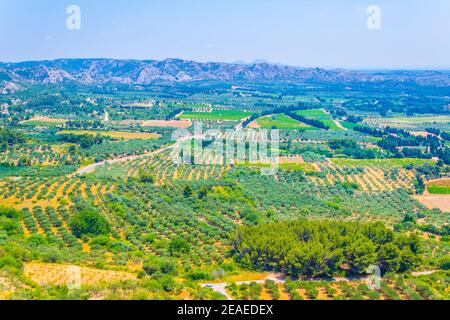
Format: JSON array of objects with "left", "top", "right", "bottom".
[{"left": 75, "top": 134, "right": 203, "bottom": 175}]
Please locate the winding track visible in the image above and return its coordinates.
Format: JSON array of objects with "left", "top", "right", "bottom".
[{"left": 75, "top": 134, "right": 203, "bottom": 176}]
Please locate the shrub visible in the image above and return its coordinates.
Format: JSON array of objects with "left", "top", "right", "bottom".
[
  {"left": 89, "top": 235, "right": 112, "bottom": 248},
  {"left": 366, "top": 290, "right": 380, "bottom": 300},
  {"left": 143, "top": 257, "right": 177, "bottom": 276},
  {"left": 169, "top": 237, "right": 190, "bottom": 255},
  {"left": 439, "top": 256, "right": 450, "bottom": 270},
  {"left": 324, "top": 285, "right": 337, "bottom": 297},
  {"left": 27, "top": 234, "right": 48, "bottom": 246},
  {"left": 415, "top": 284, "right": 433, "bottom": 299},
  {"left": 306, "top": 286, "right": 319, "bottom": 299},
  {"left": 0, "top": 255, "right": 23, "bottom": 270},
  {"left": 248, "top": 282, "right": 263, "bottom": 300},
  {"left": 0, "top": 206, "right": 21, "bottom": 219},
  {"left": 158, "top": 275, "right": 178, "bottom": 292},
  {"left": 188, "top": 270, "right": 212, "bottom": 281},
  {"left": 0, "top": 217, "right": 22, "bottom": 236},
  {"left": 40, "top": 247, "right": 62, "bottom": 263},
  {"left": 265, "top": 280, "right": 281, "bottom": 300},
  {"left": 69, "top": 209, "right": 111, "bottom": 238}
]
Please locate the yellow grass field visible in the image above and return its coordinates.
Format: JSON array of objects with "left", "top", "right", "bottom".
[
  {"left": 20, "top": 116, "right": 68, "bottom": 125},
  {"left": 24, "top": 262, "right": 137, "bottom": 286},
  {"left": 58, "top": 130, "right": 160, "bottom": 140},
  {"left": 114, "top": 119, "right": 192, "bottom": 128},
  {"left": 278, "top": 155, "right": 304, "bottom": 164},
  {"left": 426, "top": 178, "right": 450, "bottom": 188}
]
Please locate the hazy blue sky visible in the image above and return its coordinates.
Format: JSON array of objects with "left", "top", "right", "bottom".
[{"left": 0, "top": 0, "right": 449, "bottom": 69}]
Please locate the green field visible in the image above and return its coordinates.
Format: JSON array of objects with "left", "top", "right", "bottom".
[
  {"left": 294, "top": 109, "right": 342, "bottom": 130},
  {"left": 279, "top": 162, "right": 318, "bottom": 172},
  {"left": 254, "top": 114, "right": 315, "bottom": 130},
  {"left": 20, "top": 117, "right": 68, "bottom": 128},
  {"left": 427, "top": 186, "right": 450, "bottom": 194},
  {"left": 58, "top": 130, "right": 160, "bottom": 140},
  {"left": 179, "top": 110, "right": 253, "bottom": 121},
  {"left": 366, "top": 115, "right": 450, "bottom": 131},
  {"left": 331, "top": 157, "right": 435, "bottom": 167},
  {"left": 386, "top": 115, "right": 450, "bottom": 123},
  {"left": 341, "top": 121, "right": 358, "bottom": 130},
  {"left": 237, "top": 161, "right": 317, "bottom": 172},
  {"left": 20, "top": 121, "right": 63, "bottom": 127},
  {"left": 427, "top": 179, "right": 450, "bottom": 194}
]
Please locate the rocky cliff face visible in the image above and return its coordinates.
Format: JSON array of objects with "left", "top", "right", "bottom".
[{"left": 0, "top": 58, "right": 448, "bottom": 86}]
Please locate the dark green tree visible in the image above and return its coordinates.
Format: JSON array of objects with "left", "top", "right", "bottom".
[{"left": 69, "top": 209, "right": 111, "bottom": 238}]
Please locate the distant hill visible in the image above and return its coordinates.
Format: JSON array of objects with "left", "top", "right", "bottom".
[{"left": 0, "top": 58, "right": 449, "bottom": 86}]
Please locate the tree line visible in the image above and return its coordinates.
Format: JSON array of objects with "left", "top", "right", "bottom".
[
  {"left": 354, "top": 124, "right": 450, "bottom": 163},
  {"left": 231, "top": 220, "right": 422, "bottom": 278},
  {"left": 329, "top": 139, "right": 376, "bottom": 159},
  {"left": 0, "top": 128, "right": 26, "bottom": 151},
  {"left": 58, "top": 133, "right": 104, "bottom": 149}
]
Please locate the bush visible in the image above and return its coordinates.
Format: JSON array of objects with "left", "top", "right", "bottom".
[
  {"left": 415, "top": 284, "right": 434, "bottom": 299},
  {"left": 27, "top": 234, "right": 48, "bottom": 246},
  {"left": 143, "top": 257, "right": 177, "bottom": 276},
  {"left": 69, "top": 209, "right": 111, "bottom": 238},
  {"left": 324, "top": 285, "right": 337, "bottom": 297},
  {"left": 139, "top": 170, "right": 155, "bottom": 184},
  {"left": 248, "top": 282, "right": 262, "bottom": 300},
  {"left": 306, "top": 286, "right": 319, "bottom": 299},
  {"left": 41, "top": 247, "right": 62, "bottom": 263},
  {"left": 366, "top": 290, "right": 380, "bottom": 300},
  {"left": 439, "top": 256, "right": 450, "bottom": 270},
  {"left": 89, "top": 235, "right": 112, "bottom": 248},
  {"left": 169, "top": 237, "right": 190, "bottom": 255},
  {"left": 160, "top": 259, "right": 177, "bottom": 275},
  {"left": 0, "top": 217, "right": 22, "bottom": 236},
  {"left": 265, "top": 280, "right": 281, "bottom": 300},
  {"left": 0, "top": 206, "right": 21, "bottom": 219},
  {"left": 188, "top": 270, "right": 212, "bottom": 281},
  {"left": 143, "top": 258, "right": 160, "bottom": 276},
  {"left": 0, "top": 255, "right": 23, "bottom": 270},
  {"left": 404, "top": 288, "right": 422, "bottom": 300},
  {"left": 158, "top": 275, "right": 178, "bottom": 292}
]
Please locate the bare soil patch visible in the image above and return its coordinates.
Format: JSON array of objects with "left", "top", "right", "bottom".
[
  {"left": 410, "top": 131, "right": 434, "bottom": 138},
  {"left": 415, "top": 195, "right": 450, "bottom": 212},
  {"left": 247, "top": 120, "right": 260, "bottom": 129}
]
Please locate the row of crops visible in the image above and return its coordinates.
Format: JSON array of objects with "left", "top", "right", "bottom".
[
  {"left": 0, "top": 175, "right": 113, "bottom": 204},
  {"left": 0, "top": 144, "right": 71, "bottom": 166},
  {"left": 312, "top": 161, "right": 416, "bottom": 192},
  {"left": 232, "top": 168, "right": 427, "bottom": 225},
  {"left": 1, "top": 141, "right": 446, "bottom": 269},
  {"left": 227, "top": 272, "right": 448, "bottom": 300},
  {"left": 22, "top": 206, "right": 82, "bottom": 250},
  {"left": 96, "top": 178, "right": 240, "bottom": 267},
  {"left": 93, "top": 152, "right": 231, "bottom": 185}
]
